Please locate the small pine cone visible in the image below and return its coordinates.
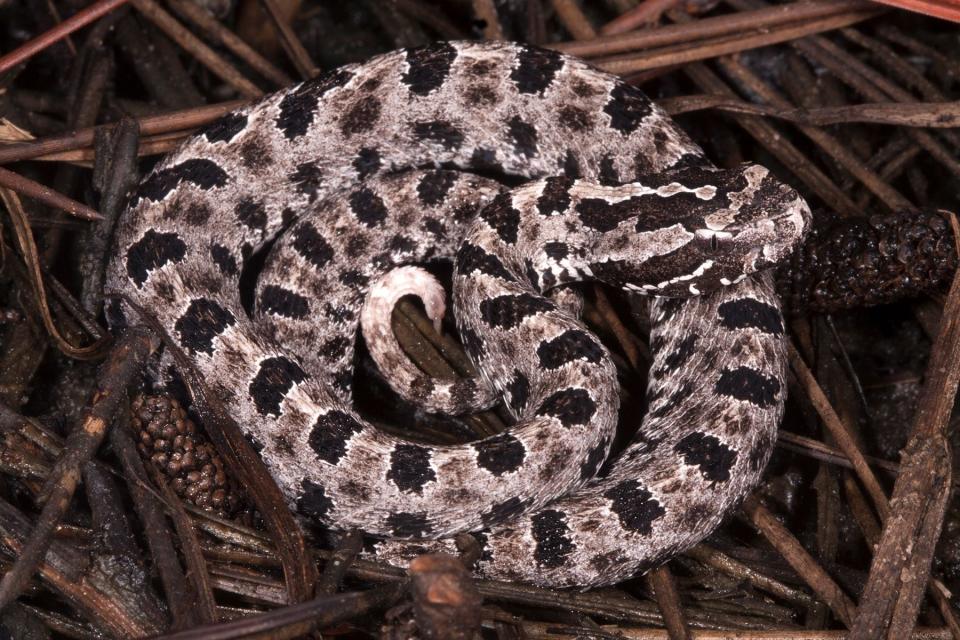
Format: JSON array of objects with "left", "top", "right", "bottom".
[
  {"left": 778, "top": 209, "right": 957, "bottom": 315},
  {"left": 132, "top": 394, "right": 246, "bottom": 519}
]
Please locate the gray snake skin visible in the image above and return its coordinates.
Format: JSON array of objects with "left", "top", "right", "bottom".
[{"left": 106, "top": 41, "right": 810, "bottom": 588}]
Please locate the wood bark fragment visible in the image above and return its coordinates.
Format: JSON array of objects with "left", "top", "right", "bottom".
[
  {"left": 0, "top": 496, "right": 164, "bottom": 636},
  {"left": 0, "top": 327, "right": 157, "bottom": 613},
  {"left": 316, "top": 530, "right": 363, "bottom": 596},
  {"left": 409, "top": 554, "right": 482, "bottom": 640}
]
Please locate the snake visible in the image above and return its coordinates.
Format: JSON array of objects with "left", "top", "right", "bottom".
[{"left": 105, "top": 41, "right": 811, "bottom": 588}]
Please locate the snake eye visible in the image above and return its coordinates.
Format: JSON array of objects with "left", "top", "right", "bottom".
[{"left": 695, "top": 229, "right": 733, "bottom": 253}]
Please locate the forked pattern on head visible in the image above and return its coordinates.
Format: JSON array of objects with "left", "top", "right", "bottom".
[{"left": 106, "top": 41, "right": 809, "bottom": 587}]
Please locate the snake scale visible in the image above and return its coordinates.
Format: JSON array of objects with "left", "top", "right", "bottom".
[{"left": 106, "top": 41, "right": 811, "bottom": 588}]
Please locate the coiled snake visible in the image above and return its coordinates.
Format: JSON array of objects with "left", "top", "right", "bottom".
[{"left": 106, "top": 41, "right": 810, "bottom": 587}]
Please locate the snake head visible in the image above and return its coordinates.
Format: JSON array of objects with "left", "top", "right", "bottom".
[
  {"left": 683, "top": 163, "right": 812, "bottom": 293},
  {"left": 612, "top": 163, "right": 812, "bottom": 297}
]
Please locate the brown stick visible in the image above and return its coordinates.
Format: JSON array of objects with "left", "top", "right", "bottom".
[
  {"left": 789, "top": 343, "right": 890, "bottom": 520},
  {"left": 685, "top": 544, "right": 815, "bottom": 607},
  {"left": 777, "top": 430, "right": 900, "bottom": 476},
  {"left": 165, "top": 0, "right": 293, "bottom": 87},
  {"left": 259, "top": 0, "right": 318, "bottom": 79},
  {"left": 592, "top": 9, "right": 882, "bottom": 75},
  {"left": 0, "top": 100, "right": 244, "bottom": 165},
  {"left": 550, "top": 0, "right": 597, "bottom": 39},
  {"left": 849, "top": 441, "right": 951, "bottom": 638},
  {"left": 0, "top": 0, "right": 129, "bottom": 75},
  {"left": 128, "top": 0, "right": 263, "bottom": 98},
  {"left": 600, "top": 0, "right": 685, "bottom": 35},
  {"left": 741, "top": 495, "right": 858, "bottom": 627},
  {"left": 646, "top": 566, "right": 691, "bottom": 640},
  {"left": 152, "top": 471, "right": 218, "bottom": 625},
  {"left": 0, "top": 166, "right": 101, "bottom": 220},
  {"left": 150, "top": 584, "right": 406, "bottom": 640},
  {"left": 554, "top": 0, "right": 874, "bottom": 57},
  {"left": 522, "top": 623, "right": 956, "bottom": 639},
  {"left": 659, "top": 94, "right": 960, "bottom": 128},
  {"left": 112, "top": 423, "right": 200, "bottom": 630},
  {"left": 788, "top": 344, "right": 891, "bottom": 521},
  {"left": 316, "top": 530, "right": 363, "bottom": 596},
  {"left": 867, "top": 0, "right": 960, "bottom": 22}
]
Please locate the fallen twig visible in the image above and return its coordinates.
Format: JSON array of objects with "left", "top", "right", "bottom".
[
  {"left": 316, "top": 530, "right": 363, "bottom": 596},
  {"left": 166, "top": 0, "right": 293, "bottom": 87},
  {"left": 258, "top": 0, "right": 318, "bottom": 79},
  {"left": 0, "top": 100, "right": 244, "bottom": 165},
  {"left": 0, "top": 495, "right": 164, "bottom": 636},
  {"left": 128, "top": 0, "right": 263, "bottom": 97},
  {"left": 659, "top": 94, "right": 960, "bottom": 128},
  {"left": 554, "top": 0, "right": 874, "bottom": 57},
  {"left": 591, "top": 7, "right": 883, "bottom": 75},
  {"left": 647, "top": 566, "right": 691, "bottom": 640},
  {"left": 0, "top": 166, "right": 101, "bottom": 220},
  {"left": 600, "top": 0, "right": 686, "bottom": 35},
  {"left": 152, "top": 469, "right": 219, "bottom": 624},
  {"left": 788, "top": 344, "right": 891, "bottom": 521},
  {"left": 151, "top": 584, "right": 406, "bottom": 640},
  {"left": 1, "top": 189, "right": 110, "bottom": 358},
  {"left": 550, "top": 0, "right": 597, "bottom": 39},
  {"left": 741, "top": 495, "right": 858, "bottom": 627},
  {"left": 112, "top": 421, "right": 201, "bottom": 630},
  {"left": 0, "top": 0, "right": 129, "bottom": 75}
]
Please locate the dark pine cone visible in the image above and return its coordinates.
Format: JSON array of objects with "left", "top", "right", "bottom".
[
  {"left": 777, "top": 209, "right": 958, "bottom": 315},
  {"left": 132, "top": 394, "right": 246, "bottom": 519}
]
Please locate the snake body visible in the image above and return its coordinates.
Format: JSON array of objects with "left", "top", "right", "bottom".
[{"left": 106, "top": 41, "right": 810, "bottom": 587}]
